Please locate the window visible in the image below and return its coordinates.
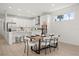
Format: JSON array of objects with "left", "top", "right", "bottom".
[
  {"left": 69, "top": 12, "right": 75, "bottom": 20},
  {"left": 53, "top": 11, "right": 75, "bottom": 21},
  {"left": 63, "top": 13, "right": 69, "bottom": 20},
  {"left": 63, "top": 11, "right": 75, "bottom": 21},
  {"left": 54, "top": 15, "right": 64, "bottom": 21},
  {"left": 57, "top": 15, "right": 64, "bottom": 21}
]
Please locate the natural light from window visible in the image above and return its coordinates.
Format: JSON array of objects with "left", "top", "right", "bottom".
[{"left": 53, "top": 11, "right": 75, "bottom": 21}]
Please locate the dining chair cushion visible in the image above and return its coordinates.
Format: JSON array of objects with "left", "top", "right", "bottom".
[
  {"left": 28, "top": 42, "right": 37, "bottom": 46},
  {"left": 24, "top": 36, "right": 38, "bottom": 46},
  {"left": 43, "top": 36, "right": 51, "bottom": 41},
  {"left": 24, "top": 40, "right": 38, "bottom": 47},
  {"left": 41, "top": 41, "right": 50, "bottom": 45},
  {"left": 41, "top": 39, "right": 50, "bottom": 45},
  {"left": 50, "top": 40, "right": 58, "bottom": 44}
]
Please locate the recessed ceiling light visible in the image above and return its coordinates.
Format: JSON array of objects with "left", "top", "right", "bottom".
[
  {"left": 17, "top": 14, "right": 22, "bottom": 16},
  {"left": 26, "top": 10, "right": 31, "bottom": 13},
  {"left": 9, "top": 6, "right": 12, "bottom": 9},
  {"left": 51, "top": 4, "right": 55, "bottom": 7},
  {"left": 17, "top": 14, "right": 21, "bottom": 15},
  {"left": 17, "top": 8, "right": 22, "bottom": 11}
]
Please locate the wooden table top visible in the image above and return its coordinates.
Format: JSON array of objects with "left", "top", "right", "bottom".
[
  {"left": 49, "top": 34, "right": 54, "bottom": 36},
  {"left": 26, "top": 35, "right": 46, "bottom": 41}
]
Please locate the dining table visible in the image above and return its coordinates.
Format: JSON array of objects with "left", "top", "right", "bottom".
[
  {"left": 26, "top": 34, "right": 58, "bottom": 54},
  {"left": 26, "top": 35, "right": 46, "bottom": 54}
]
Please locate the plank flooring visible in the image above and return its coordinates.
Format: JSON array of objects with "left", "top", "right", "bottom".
[{"left": 0, "top": 35, "right": 79, "bottom": 56}]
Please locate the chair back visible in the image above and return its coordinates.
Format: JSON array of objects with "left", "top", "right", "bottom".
[{"left": 35, "top": 30, "right": 42, "bottom": 36}]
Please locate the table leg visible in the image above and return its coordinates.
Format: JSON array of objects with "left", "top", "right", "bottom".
[{"left": 37, "top": 39, "right": 41, "bottom": 54}]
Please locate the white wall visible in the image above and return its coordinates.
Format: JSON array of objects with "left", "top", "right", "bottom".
[
  {"left": 0, "top": 18, "right": 3, "bottom": 35},
  {"left": 0, "top": 14, "right": 5, "bottom": 37},
  {"left": 39, "top": 4, "right": 79, "bottom": 46},
  {"left": 49, "top": 4, "right": 79, "bottom": 45},
  {"left": 0, "top": 18, "right": 2, "bottom": 34}
]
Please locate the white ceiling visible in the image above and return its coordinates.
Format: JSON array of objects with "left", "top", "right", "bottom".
[{"left": 0, "top": 3, "right": 76, "bottom": 18}]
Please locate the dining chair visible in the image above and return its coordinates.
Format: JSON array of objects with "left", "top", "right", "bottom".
[
  {"left": 23, "top": 36, "right": 38, "bottom": 56},
  {"left": 41, "top": 35, "right": 51, "bottom": 55},
  {"left": 41, "top": 34, "right": 60, "bottom": 54},
  {"left": 50, "top": 35, "right": 60, "bottom": 51}
]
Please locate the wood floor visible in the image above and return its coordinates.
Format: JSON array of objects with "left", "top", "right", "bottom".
[{"left": 0, "top": 35, "right": 79, "bottom": 56}]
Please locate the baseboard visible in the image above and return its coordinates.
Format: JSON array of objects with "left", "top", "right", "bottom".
[{"left": 59, "top": 40, "right": 79, "bottom": 46}]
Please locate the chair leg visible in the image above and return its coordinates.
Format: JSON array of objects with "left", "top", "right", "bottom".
[
  {"left": 24, "top": 43, "right": 26, "bottom": 53},
  {"left": 49, "top": 41, "right": 51, "bottom": 53},
  {"left": 53, "top": 43, "right": 56, "bottom": 51},
  {"left": 56, "top": 43, "right": 59, "bottom": 50},
  {"left": 27, "top": 40, "right": 29, "bottom": 56},
  {"left": 33, "top": 44, "right": 37, "bottom": 50},
  {"left": 45, "top": 46, "right": 46, "bottom": 55},
  {"left": 35, "top": 44, "right": 37, "bottom": 51},
  {"left": 45, "top": 41, "right": 47, "bottom": 55},
  {"left": 53, "top": 47, "right": 55, "bottom": 51},
  {"left": 49, "top": 45, "right": 51, "bottom": 53}
]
